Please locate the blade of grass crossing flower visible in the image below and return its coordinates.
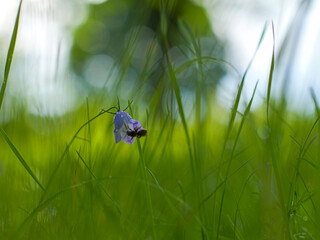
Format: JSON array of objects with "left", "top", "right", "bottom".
[
  {"left": 267, "top": 22, "right": 275, "bottom": 123},
  {"left": 0, "top": 0, "right": 23, "bottom": 110},
  {"left": 0, "top": 128, "right": 44, "bottom": 191}
]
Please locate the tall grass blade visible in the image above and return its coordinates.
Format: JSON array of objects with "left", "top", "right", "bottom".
[
  {"left": 311, "top": 88, "right": 320, "bottom": 117},
  {"left": 225, "top": 22, "right": 267, "bottom": 147},
  {"left": 233, "top": 172, "right": 255, "bottom": 240},
  {"left": 216, "top": 81, "right": 258, "bottom": 239},
  {"left": 0, "top": 0, "right": 23, "bottom": 110},
  {"left": 164, "top": 47, "right": 192, "bottom": 160},
  {"left": 127, "top": 100, "right": 157, "bottom": 239},
  {"left": 161, "top": 10, "right": 212, "bottom": 237},
  {"left": 14, "top": 179, "right": 95, "bottom": 238},
  {"left": 267, "top": 21, "right": 275, "bottom": 123},
  {"left": 0, "top": 128, "right": 44, "bottom": 191},
  {"left": 76, "top": 151, "right": 122, "bottom": 215},
  {"left": 137, "top": 139, "right": 157, "bottom": 240},
  {"left": 213, "top": 24, "right": 267, "bottom": 236},
  {"left": 179, "top": 19, "right": 212, "bottom": 235},
  {"left": 146, "top": 167, "right": 181, "bottom": 217},
  {"left": 202, "top": 159, "right": 251, "bottom": 203}
]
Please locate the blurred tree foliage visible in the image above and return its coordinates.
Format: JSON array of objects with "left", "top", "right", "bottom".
[{"left": 70, "top": 0, "right": 225, "bottom": 97}]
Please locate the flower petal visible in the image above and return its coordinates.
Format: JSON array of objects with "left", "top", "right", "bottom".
[
  {"left": 114, "top": 112, "right": 124, "bottom": 130},
  {"left": 132, "top": 120, "right": 143, "bottom": 131},
  {"left": 123, "top": 135, "right": 135, "bottom": 145},
  {"left": 114, "top": 128, "right": 122, "bottom": 144}
]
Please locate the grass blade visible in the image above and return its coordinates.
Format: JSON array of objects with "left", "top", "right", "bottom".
[
  {"left": 216, "top": 81, "right": 258, "bottom": 239},
  {"left": 128, "top": 99, "right": 157, "bottom": 239},
  {"left": 227, "top": 22, "right": 267, "bottom": 143},
  {"left": 175, "top": 55, "right": 241, "bottom": 79},
  {"left": 14, "top": 179, "right": 95, "bottom": 238},
  {"left": 0, "top": 0, "right": 23, "bottom": 110},
  {"left": 0, "top": 127, "right": 44, "bottom": 191},
  {"left": 76, "top": 151, "right": 122, "bottom": 215},
  {"left": 137, "top": 139, "right": 157, "bottom": 240},
  {"left": 267, "top": 21, "right": 275, "bottom": 123},
  {"left": 212, "top": 24, "right": 267, "bottom": 236},
  {"left": 311, "top": 88, "right": 320, "bottom": 117}
]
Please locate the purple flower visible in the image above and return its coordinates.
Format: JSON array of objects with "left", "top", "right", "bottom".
[{"left": 114, "top": 111, "right": 147, "bottom": 144}]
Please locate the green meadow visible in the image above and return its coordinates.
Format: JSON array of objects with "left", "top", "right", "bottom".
[{"left": 1, "top": 1, "right": 320, "bottom": 239}]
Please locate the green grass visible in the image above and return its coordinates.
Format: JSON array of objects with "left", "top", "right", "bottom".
[
  {"left": 0, "top": 3, "right": 320, "bottom": 240},
  {"left": 0, "top": 0, "right": 22, "bottom": 110},
  {"left": 1, "top": 93, "right": 320, "bottom": 240}
]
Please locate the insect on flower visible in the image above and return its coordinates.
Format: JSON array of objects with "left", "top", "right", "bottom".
[{"left": 114, "top": 111, "right": 147, "bottom": 144}]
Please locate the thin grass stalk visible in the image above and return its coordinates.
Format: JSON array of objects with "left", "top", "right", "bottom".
[
  {"left": 13, "top": 179, "right": 103, "bottom": 238},
  {"left": 160, "top": 9, "right": 209, "bottom": 237},
  {"left": 0, "top": 0, "right": 23, "bottom": 110},
  {"left": 179, "top": 19, "right": 210, "bottom": 235},
  {"left": 216, "top": 81, "right": 258, "bottom": 239},
  {"left": 212, "top": 24, "right": 267, "bottom": 236},
  {"left": 0, "top": 128, "right": 44, "bottom": 191},
  {"left": 268, "top": 135, "right": 291, "bottom": 239},
  {"left": 310, "top": 90, "right": 320, "bottom": 238},
  {"left": 267, "top": 112, "right": 291, "bottom": 239},
  {"left": 267, "top": 22, "right": 275, "bottom": 123},
  {"left": 137, "top": 139, "right": 157, "bottom": 240},
  {"left": 233, "top": 172, "right": 255, "bottom": 240}
]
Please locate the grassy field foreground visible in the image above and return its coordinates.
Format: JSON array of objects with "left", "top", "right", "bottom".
[
  {"left": 1, "top": 95, "right": 320, "bottom": 240},
  {"left": 1, "top": 2, "right": 320, "bottom": 240}
]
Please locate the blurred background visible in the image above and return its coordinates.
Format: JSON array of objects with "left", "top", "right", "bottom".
[{"left": 0, "top": 0, "right": 319, "bottom": 120}]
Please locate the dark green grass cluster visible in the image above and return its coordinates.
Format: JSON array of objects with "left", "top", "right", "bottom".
[{"left": 1, "top": 1, "right": 320, "bottom": 240}]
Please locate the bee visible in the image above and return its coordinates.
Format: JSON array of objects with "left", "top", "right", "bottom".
[{"left": 126, "top": 129, "right": 147, "bottom": 138}]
